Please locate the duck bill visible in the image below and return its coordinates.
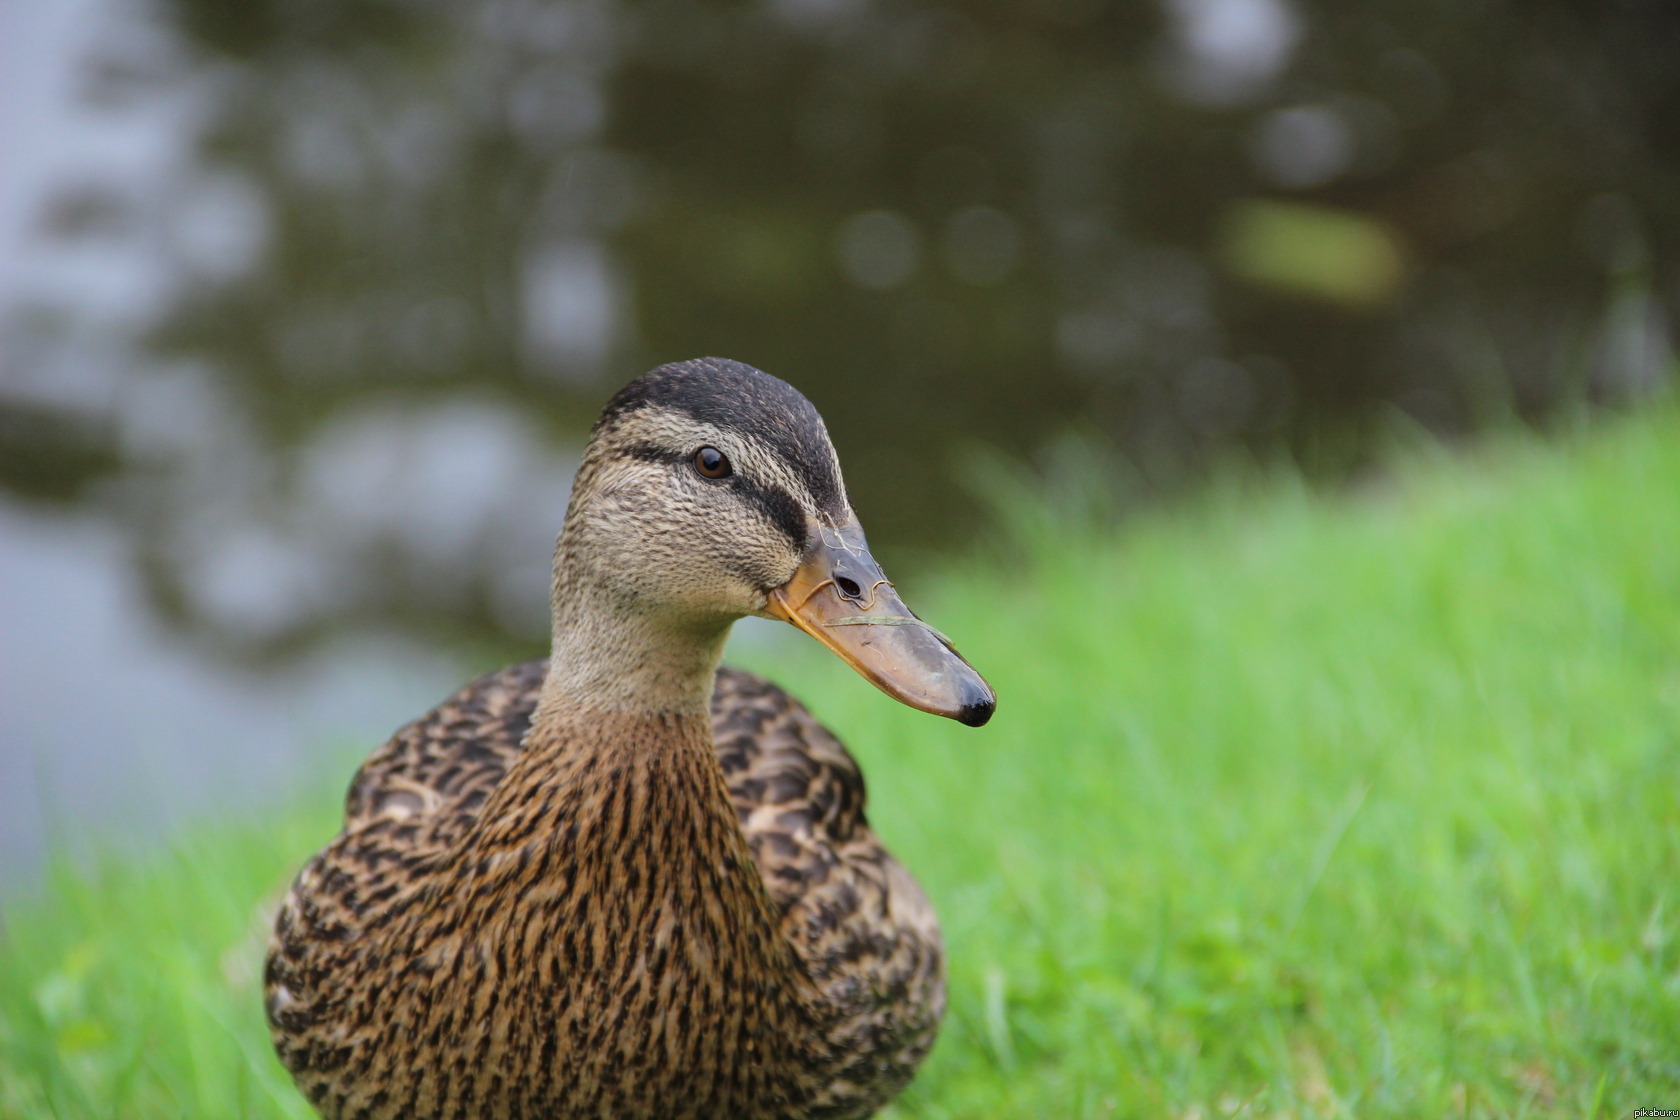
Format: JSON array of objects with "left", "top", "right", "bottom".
[{"left": 763, "top": 520, "right": 995, "bottom": 727}]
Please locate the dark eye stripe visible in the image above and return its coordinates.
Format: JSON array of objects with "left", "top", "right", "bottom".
[
  {"left": 732, "top": 479, "right": 807, "bottom": 550},
  {"left": 618, "top": 442, "right": 807, "bottom": 548},
  {"left": 620, "top": 442, "right": 685, "bottom": 466}
]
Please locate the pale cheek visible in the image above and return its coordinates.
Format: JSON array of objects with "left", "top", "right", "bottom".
[
  {"left": 764, "top": 547, "right": 802, "bottom": 590},
  {"left": 581, "top": 481, "right": 803, "bottom": 613},
  {"left": 579, "top": 503, "right": 684, "bottom": 593}
]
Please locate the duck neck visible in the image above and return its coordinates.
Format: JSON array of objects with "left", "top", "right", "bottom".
[
  {"left": 535, "top": 543, "right": 736, "bottom": 725},
  {"left": 466, "top": 551, "right": 812, "bottom": 1033},
  {"left": 446, "top": 538, "right": 822, "bottom": 1088},
  {"left": 472, "top": 535, "right": 772, "bottom": 928},
  {"left": 507, "top": 542, "right": 766, "bottom": 922}
]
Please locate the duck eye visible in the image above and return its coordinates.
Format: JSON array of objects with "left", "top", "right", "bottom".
[{"left": 693, "top": 446, "right": 732, "bottom": 479}]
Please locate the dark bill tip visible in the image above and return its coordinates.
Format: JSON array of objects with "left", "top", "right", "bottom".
[{"left": 957, "top": 693, "right": 996, "bottom": 728}]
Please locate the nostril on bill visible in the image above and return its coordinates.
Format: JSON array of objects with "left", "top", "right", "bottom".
[{"left": 834, "top": 576, "right": 863, "bottom": 599}]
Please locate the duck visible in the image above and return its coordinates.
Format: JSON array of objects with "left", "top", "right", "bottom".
[{"left": 264, "top": 357, "right": 996, "bottom": 1120}]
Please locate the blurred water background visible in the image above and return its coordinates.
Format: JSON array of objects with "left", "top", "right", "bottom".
[{"left": 1, "top": 0, "right": 1675, "bottom": 889}]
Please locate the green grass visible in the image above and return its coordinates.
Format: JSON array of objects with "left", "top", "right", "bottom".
[{"left": 5, "top": 408, "right": 1680, "bottom": 1118}]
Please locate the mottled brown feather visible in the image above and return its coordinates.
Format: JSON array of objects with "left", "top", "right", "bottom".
[{"left": 266, "top": 662, "right": 942, "bottom": 1120}]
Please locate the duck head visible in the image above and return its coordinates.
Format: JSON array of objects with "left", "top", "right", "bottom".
[{"left": 550, "top": 357, "right": 994, "bottom": 727}]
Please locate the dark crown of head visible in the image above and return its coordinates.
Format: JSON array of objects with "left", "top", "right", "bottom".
[{"left": 598, "top": 358, "right": 846, "bottom": 516}]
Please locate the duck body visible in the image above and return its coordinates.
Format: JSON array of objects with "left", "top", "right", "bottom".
[
  {"left": 268, "top": 664, "right": 942, "bottom": 1119},
  {"left": 266, "top": 359, "right": 991, "bottom": 1119}
]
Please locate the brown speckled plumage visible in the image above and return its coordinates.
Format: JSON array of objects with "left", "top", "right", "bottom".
[
  {"left": 268, "top": 662, "right": 940, "bottom": 1119},
  {"left": 266, "top": 359, "right": 972, "bottom": 1120}
]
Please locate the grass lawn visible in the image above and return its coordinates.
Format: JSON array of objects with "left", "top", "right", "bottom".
[{"left": 3, "top": 408, "right": 1678, "bottom": 1118}]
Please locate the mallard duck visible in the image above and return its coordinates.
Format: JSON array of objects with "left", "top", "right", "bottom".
[{"left": 265, "top": 357, "right": 995, "bottom": 1119}]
